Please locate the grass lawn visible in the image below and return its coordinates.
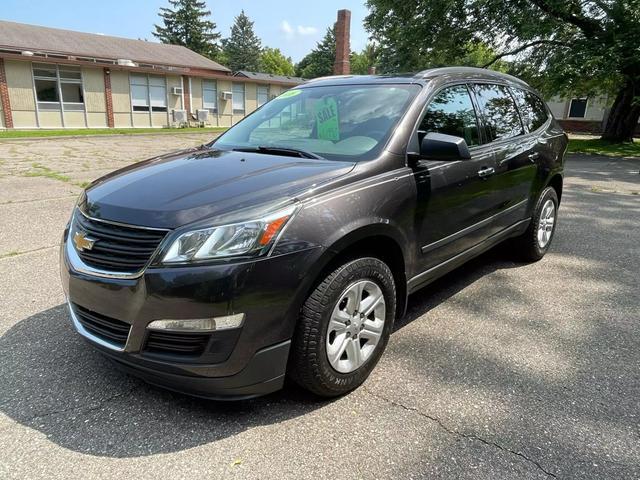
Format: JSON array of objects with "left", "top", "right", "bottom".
[
  {"left": 567, "top": 138, "right": 640, "bottom": 157},
  {"left": 0, "top": 127, "right": 227, "bottom": 139}
]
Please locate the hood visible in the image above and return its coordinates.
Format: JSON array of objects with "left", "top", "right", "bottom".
[{"left": 81, "top": 148, "right": 355, "bottom": 229}]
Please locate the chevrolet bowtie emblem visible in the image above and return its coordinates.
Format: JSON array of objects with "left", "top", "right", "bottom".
[{"left": 73, "top": 231, "right": 96, "bottom": 251}]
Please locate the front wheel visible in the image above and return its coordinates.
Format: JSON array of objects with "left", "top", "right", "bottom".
[
  {"left": 511, "top": 187, "right": 559, "bottom": 261},
  {"left": 289, "top": 257, "right": 396, "bottom": 397}
]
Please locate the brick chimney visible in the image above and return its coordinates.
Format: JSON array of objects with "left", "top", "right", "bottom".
[{"left": 334, "top": 9, "right": 351, "bottom": 75}]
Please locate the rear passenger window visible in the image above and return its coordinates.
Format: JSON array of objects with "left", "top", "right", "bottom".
[
  {"left": 420, "top": 85, "right": 480, "bottom": 146},
  {"left": 472, "top": 84, "right": 523, "bottom": 141},
  {"left": 510, "top": 88, "right": 549, "bottom": 132}
]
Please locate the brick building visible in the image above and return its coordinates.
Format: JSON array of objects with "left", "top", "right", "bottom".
[{"left": 0, "top": 20, "right": 303, "bottom": 130}]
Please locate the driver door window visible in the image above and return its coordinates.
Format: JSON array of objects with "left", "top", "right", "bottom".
[{"left": 420, "top": 85, "right": 480, "bottom": 147}]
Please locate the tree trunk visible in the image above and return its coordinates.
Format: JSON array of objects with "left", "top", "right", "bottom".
[{"left": 601, "top": 79, "right": 640, "bottom": 143}]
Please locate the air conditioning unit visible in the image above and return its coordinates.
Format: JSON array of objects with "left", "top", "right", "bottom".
[
  {"left": 117, "top": 58, "right": 137, "bottom": 67},
  {"left": 171, "top": 86, "right": 183, "bottom": 95},
  {"left": 173, "top": 109, "right": 187, "bottom": 123},
  {"left": 196, "top": 109, "right": 209, "bottom": 122},
  {"left": 220, "top": 91, "right": 233, "bottom": 101}
]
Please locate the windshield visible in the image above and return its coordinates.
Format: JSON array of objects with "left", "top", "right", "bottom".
[{"left": 212, "top": 84, "right": 420, "bottom": 161}]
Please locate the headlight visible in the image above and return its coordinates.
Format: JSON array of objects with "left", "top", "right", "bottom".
[{"left": 161, "top": 205, "right": 297, "bottom": 263}]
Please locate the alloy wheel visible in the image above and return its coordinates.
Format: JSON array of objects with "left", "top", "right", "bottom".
[
  {"left": 326, "top": 280, "right": 386, "bottom": 374},
  {"left": 537, "top": 199, "right": 556, "bottom": 248}
]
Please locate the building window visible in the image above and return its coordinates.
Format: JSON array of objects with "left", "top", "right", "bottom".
[
  {"left": 33, "top": 63, "right": 84, "bottom": 111},
  {"left": 130, "top": 74, "right": 167, "bottom": 112},
  {"left": 203, "top": 80, "right": 217, "bottom": 113},
  {"left": 232, "top": 82, "right": 245, "bottom": 114},
  {"left": 568, "top": 98, "right": 587, "bottom": 118},
  {"left": 257, "top": 85, "right": 269, "bottom": 108}
]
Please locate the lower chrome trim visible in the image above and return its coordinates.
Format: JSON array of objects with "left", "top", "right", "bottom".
[
  {"left": 421, "top": 198, "right": 528, "bottom": 254},
  {"left": 67, "top": 301, "right": 129, "bottom": 352}
]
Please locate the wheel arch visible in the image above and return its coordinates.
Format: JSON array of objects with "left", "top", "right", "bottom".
[
  {"left": 296, "top": 224, "right": 410, "bottom": 325},
  {"left": 547, "top": 173, "right": 563, "bottom": 203}
]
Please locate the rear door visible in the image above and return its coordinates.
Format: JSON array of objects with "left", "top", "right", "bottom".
[
  {"left": 412, "top": 84, "right": 501, "bottom": 272},
  {"left": 470, "top": 83, "right": 535, "bottom": 232}
]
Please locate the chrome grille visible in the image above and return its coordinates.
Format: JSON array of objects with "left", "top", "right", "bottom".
[{"left": 72, "top": 211, "right": 167, "bottom": 273}]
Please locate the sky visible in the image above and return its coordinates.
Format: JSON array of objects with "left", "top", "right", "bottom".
[{"left": 0, "top": 0, "right": 371, "bottom": 62}]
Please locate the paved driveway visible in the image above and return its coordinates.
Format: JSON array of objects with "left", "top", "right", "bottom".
[{"left": 1, "top": 134, "right": 639, "bottom": 479}]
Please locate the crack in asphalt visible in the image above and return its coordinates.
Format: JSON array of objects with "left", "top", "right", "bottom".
[
  {"left": 20, "top": 385, "right": 141, "bottom": 424},
  {"left": 363, "top": 386, "right": 557, "bottom": 478}
]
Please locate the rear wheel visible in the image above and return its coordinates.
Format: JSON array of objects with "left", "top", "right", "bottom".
[
  {"left": 289, "top": 257, "right": 396, "bottom": 397},
  {"left": 511, "top": 187, "right": 559, "bottom": 261}
]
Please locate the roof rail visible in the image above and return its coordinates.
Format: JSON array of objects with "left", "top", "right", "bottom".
[{"left": 304, "top": 74, "right": 356, "bottom": 83}]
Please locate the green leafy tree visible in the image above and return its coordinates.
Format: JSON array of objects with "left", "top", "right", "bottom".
[
  {"left": 365, "top": 0, "right": 640, "bottom": 142},
  {"left": 296, "top": 27, "right": 336, "bottom": 78},
  {"left": 153, "top": 0, "right": 221, "bottom": 60},
  {"left": 222, "top": 10, "right": 262, "bottom": 71},
  {"left": 350, "top": 44, "right": 380, "bottom": 74},
  {"left": 260, "top": 48, "right": 296, "bottom": 76}
]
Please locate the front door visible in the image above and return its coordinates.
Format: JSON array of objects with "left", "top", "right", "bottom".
[{"left": 412, "top": 84, "right": 501, "bottom": 273}]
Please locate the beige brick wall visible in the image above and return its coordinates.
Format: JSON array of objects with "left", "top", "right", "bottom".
[
  {"left": 38, "top": 111, "right": 62, "bottom": 128},
  {"left": 245, "top": 83, "right": 257, "bottom": 114},
  {"left": 110, "top": 70, "right": 131, "bottom": 114},
  {"left": 5, "top": 60, "right": 36, "bottom": 112},
  {"left": 82, "top": 67, "right": 106, "bottom": 113},
  {"left": 218, "top": 79, "right": 232, "bottom": 117},
  {"left": 167, "top": 75, "right": 182, "bottom": 111},
  {"left": 191, "top": 77, "right": 202, "bottom": 112}
]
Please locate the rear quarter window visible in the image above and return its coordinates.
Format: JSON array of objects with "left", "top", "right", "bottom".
[{"left": 511, "top": 88, "right": 549, "bottom": 133}]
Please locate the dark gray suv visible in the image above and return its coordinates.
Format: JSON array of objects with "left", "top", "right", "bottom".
[{"left": 61, "top": 67, "right": 568, "bottom": 399}]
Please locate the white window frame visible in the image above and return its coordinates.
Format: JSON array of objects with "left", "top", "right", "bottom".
[
  {"left": 232, "top": 82, "right": 245, "bottom": 114},
  {"left": 129, "top": 74, "right": 167, "bottom": 113},
  {"left": 568, "top": 97, "right": 588, "bottom": 119},
  {"left": 32, "top": 63, "right": 84, "bottom": 111},
  {"left": 202, "top": 79, "right": 218, "bottom": 113},
  {"left": 257, "top": 84, "right": 269, "bottom": 108}
]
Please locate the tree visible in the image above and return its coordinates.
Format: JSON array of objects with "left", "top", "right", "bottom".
[
  {"left": 296, "top": 27, "right": 336, "bottom": 78},
  {"left": 350, "top": 43, "right": 379, "bottom": 74},
  {"left": 222, "top": 10, "right": 262, "bottom": 71},
  {"left": 153, "top": 0, "right": 221, "bottom": 60},
  {"left": 365, "top": 0, "right": 640, "bottom": 142},
  {"left": 260, "top": 48, "right": 296, "bottom": 76}
]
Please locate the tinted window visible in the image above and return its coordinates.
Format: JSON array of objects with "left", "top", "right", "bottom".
[
  {"left": 511, "top": 88, "right": 549, "bottom": 132},
  {"left": 473, "top": 84, "right": 523, "bottom": 141},
  {"left": 420, "top": 85, "right": 480, "bottom": 146}
]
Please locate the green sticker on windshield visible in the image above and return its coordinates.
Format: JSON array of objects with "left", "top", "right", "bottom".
[
  {"left": 314, "top": 97, "right": 339, "bottom": 141},
  {"left": 277, "top": 89, "right": 302, "bottom": 99}
]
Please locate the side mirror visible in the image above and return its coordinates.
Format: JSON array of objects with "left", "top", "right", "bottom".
[{"left": 420, "top": 132, "right": 471, "bottom": 161}]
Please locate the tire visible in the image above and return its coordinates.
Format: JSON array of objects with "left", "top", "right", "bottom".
[
  {"left": 289, "top": 257, "right": 396, "bottom": 397},
  {"left": 511, "top": 186, "right": 559, "bottom": 261}
]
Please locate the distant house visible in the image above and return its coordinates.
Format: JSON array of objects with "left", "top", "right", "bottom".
[
  {"left": 0, "top": 20, "right": 302, "bottom": 130},
  {"left": 547, "top": 95, "right": 640, "bottom": 135}
]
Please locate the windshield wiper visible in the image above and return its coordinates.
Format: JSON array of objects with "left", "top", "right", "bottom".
[{"left": 232, "top": 146, "right": 324, "bottom": 160}]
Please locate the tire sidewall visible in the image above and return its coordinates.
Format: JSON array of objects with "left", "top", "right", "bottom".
[
  {"left": 313, "top": 258, "right": 396, "bottom": 394},
  {"left": 531, "top": 187, "right": 559, "bottom": 258}
]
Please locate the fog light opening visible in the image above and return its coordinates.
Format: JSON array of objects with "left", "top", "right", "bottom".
[{"left": 147, "top": 314, "right": 244, "bottom": 332}]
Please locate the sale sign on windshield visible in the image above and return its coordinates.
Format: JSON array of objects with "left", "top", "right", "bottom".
[{"left": 314, "top": 97, "right": 340, "bottom": 142}]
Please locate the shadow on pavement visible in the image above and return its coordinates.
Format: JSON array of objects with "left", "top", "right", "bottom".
[{"left": 1, "top": 157, "right": 638, "bottom": 475}]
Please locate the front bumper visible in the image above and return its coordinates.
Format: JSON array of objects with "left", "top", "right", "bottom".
[{"left": 61, "top": 232, "right": 320, "bottom": 399}]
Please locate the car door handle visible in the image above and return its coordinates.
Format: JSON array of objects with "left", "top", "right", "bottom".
[
  {"left": 528, "top": 152, "right": 540, "bottom": 162},
  {"left": 477, "top": 167, "right": 495, "bottom": 178}
]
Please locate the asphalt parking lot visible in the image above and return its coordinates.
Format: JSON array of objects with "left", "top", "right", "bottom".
[{"left": 1, "top": 133, "right": 639, "bottom": 479}]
